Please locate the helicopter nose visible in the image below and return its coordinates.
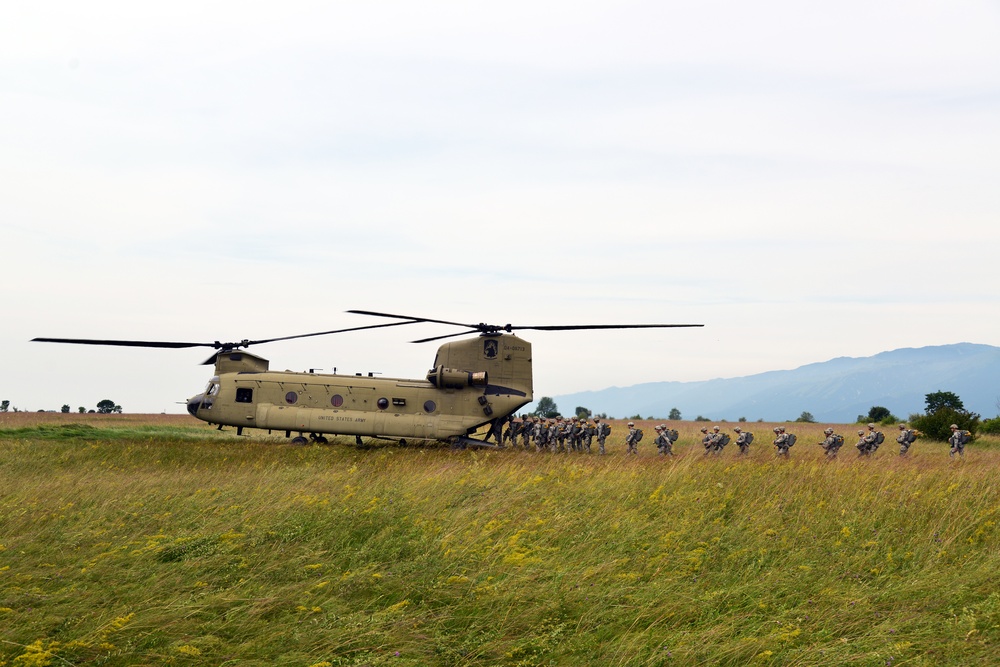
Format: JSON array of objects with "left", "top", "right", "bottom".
[{"left": 187, "top": 394, "right": 203, "bottom": 417}]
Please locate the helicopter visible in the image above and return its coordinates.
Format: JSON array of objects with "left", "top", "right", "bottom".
[{"left": 33, "top": 310, "right": 703, "bottom": 447}]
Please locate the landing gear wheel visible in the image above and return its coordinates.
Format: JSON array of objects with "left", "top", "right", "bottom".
[
  {"left": 313, "top": 435, "right": 329, "bottom": 445},
  {"left": 290, "top": 436, "right": 309, "bottom": 445}
]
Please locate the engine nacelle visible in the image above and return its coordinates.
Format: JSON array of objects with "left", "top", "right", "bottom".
[{"left": 426, "top": 366, "right": 488, "bottom": 389}]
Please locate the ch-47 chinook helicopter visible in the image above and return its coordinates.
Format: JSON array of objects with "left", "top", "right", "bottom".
[{"left": 34, "top": 310, "right": 702, "bottom": 447}]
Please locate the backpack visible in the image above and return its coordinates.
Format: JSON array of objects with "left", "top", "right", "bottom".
[
  {"left": 744, "top": 432, "right": 754, "bottom": 446},
  {"left": 874, "top": 431, "right": 885, "bottom": 445},
  {"left": 961, "top": 430, "right": 972, "bottom": 445},
  {"left": 666, "top": 429, "right": 679, "bottom": 442},
  {"left": 906, "top": 430, "right": 917, "bottom": 443},
  {"left": 786, "top": 433, "right": 797, "bottom": 447},
  {"left": 833, "top": 434, "right": 845, "bottom": 448},
  {"left": 634, "top": 428, "right": 644, "bottom": 443},
  {"left": 718, "top": 433, "right": 731, "bottom": 447}
]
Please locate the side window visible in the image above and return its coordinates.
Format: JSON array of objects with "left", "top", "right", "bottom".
[{"left": 235, "top": 387, "right": 253, "bottom": 404}]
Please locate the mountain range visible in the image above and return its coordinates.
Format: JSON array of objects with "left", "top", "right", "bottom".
[{"left": 543, "top": 343, "right": 999, "bottom": 423}]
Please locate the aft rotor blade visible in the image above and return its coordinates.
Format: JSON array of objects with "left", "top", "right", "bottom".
[
  {"left": 510, "top": 324, "right": 704, "bottom": 331},
  {"left": 409, "top": 330, "right": 481, "bottom": 344},
  {"left": 346, "top": 309, "right": 474, "bottom": 329}
]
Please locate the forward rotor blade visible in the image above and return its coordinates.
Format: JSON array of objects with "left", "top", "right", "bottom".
[
  {"left": 250, "top": 319, "right": 421, "bottom": 345},
  {"left": 32, "top": 337, "right": 212, "bottom": 349}
]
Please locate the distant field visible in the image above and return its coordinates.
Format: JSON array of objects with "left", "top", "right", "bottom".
[{"left": 2, "top": 415, "right": 998, "bottom": 666}]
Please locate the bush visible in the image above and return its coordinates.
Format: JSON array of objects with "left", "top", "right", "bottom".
[
  {"left": 911, "top": 407, "right": 980, "bottom": 442},
  {"left": 980, "top": 418, "right": 1000, "bottom": 435}
]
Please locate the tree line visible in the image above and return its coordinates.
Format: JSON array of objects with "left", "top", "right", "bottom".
[{"left": 527, "top": 390, "right": 997, "bottom": 442}]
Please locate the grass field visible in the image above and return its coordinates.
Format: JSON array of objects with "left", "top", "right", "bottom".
[{"left": 2, "top": 413, "right": 999, "bottom": 666}]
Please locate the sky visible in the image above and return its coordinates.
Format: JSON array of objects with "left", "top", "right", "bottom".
[{"left": 2, "top": 1, "right": 999, "bottom": 414}]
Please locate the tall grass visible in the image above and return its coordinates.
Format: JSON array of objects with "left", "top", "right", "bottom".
[{"left": 1, "top": 418, "right": 998, "bottom": 666}]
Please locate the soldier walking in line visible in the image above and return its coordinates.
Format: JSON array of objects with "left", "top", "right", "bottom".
[
  {"left": 571, "top": 418, "right": 584, "bottom": 452},
  {"left": 625, "top": 421, "right": 640, "bottom": 454},
  {"left": 734, "top": 426, "right": 753, "bottom": 455},
  {"left": 522, "top": 416, "right": 536, "bottom": 450},
  {"left": 534, "top": 418, "right": 547, "bottom": 452},
  {"left": 582, "top": 420, "right": 595, "bottom": 453},
  {"left": 896, "top": 423, "right": 917, "bottom": 455},
  {"left": 548, "top": 418, "right": 560, "bottom": 453},
  {"left": 855, "top": 429, "right": 869, "bottom": 457},
  {"left": 700, "top": 427, "right": 713, "bottom": 455},
  {"left": 502, "top": 414, "right": 517, "bottom": 447},
  {"left": 949, "top": 423, "right": 970, "bottom": 457},
  {"left": 654, "top": 425, "right": 674, "bottom": 456},
  {"left": 773, "top": 426, "right": 794, "bottom": 457},
  {"left": 861, "top": 423, "right": 882, "bottom": 456},
  {"left": 595, "top": 418, "right": 611, "bottom": 454},
  {"left": 818, "top": 427, "right": 844, "bottom": 459}
]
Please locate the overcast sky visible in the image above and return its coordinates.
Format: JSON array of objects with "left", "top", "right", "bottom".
[{"left": 3, "top": 1, "right": 999, "bottom": 414}]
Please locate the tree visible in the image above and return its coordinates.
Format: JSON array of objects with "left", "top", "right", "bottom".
[
  {"left": 925, "top": 391, "right": 964, "bottom": 414},
  {"left": 911, "top": 407, "right": 979, "bottom": 442},
  {"left": 668, "top": 407, "right": 681, "bottom": 420},
  {"left": 859, "top": 406, "right": 893, "bottom": 423},
  {"left": 575, "top": 406, "right": 592, "bottom": 420},
  {"left": 78, "top": 407, "right": 86, "bottom": 413},
  {"left": 534, "top": 397, "right": 559, "bottom": 419},
  {"left": 96, "top": 399, "right": 122, "bottom": 414},
  {"left": 796, "top": 411, "right": 816, "bottom": 423},
  {"left": 0, "top": 400, "right": 8, "bottom": 412},
  {"left": 61, "top": 405, "right": 70, "bottom": 413}
]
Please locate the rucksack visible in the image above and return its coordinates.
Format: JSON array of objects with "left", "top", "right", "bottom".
[
  {"left": 833, "top": 434, "right": 845, "bottom": 447},
  {"left": 744, "top": 432, "right": 754, "bottom": 446},
  {"left": 719, "top": 433, "right": 731, "bottom": 447},
  {"left": 634, "top": 428, "right": 643, "bottom": 443},
  {"left": 666, "top": 429, "right": 679, "bottom": 442},
  {"left": 961, "top": 430, "right": 972, "bottom": 445},
  {"left": 874, "top": 431, "right": 885, "bottom": 445},
  {"left": 906, "top": 430, "right": 917, "bottom": 443},
  {"left": 786, "top": 433, "right": 797, "bottom": 447}
]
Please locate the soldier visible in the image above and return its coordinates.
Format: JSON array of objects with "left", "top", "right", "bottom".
[
  {"left": 571, "top": 418, "right": 584, "bottom": 451},
  {"left": 861, "top": 423, "right": 882, "bottom": 456},
  {"left": 533, "top": 417, "right": 547, "bottom": 452},
  {"left": 595, "top": 418, "right": 611, "bottom": 455},
  {"left": 547, "top": 418, "right": 560, "bottom": 453},
  {"left": 554, "top": 417, "right": 567, "bottom": 452},
  {"left": 948, "top": 423, "right": 969, "bottom": 457},
  {"left": 582, "top": 420, "right": 595, "bottom": 453},
  {"left": 625, "top": 421, "right": 640, "bottom": 454},
  {"left": 896, "top": 423, "right": 916, "bottom": 455},
  {"left": 773, "top": 426, "right": 793, "bottom": 457},
  {"left": 734, "top": 426, "right": 753, "bottom": 455},
  {"left": 818, "top": 427, "right": 843, "bottom": 459},
  {"left": 522, "top": 416, "right": 536, "bottom": 450},
  {"left": 855, "top": 429, "right": 869, "bottom": 457},
  {"left": 655, "top": 425, "right": 674, "bottom": 456},
  {"left": 502, "top": 414, "right": 517, "bottom": 447},
  {"left": 700, "top": 427, "right": 713, "bottom": 455}
]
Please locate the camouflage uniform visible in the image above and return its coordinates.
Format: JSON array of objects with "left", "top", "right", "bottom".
[
  {"left": 709, "top": 426, "right": 727, "bottom": 454},
  {"left": 948, "top": 424, "right": 968, "bottom": 457},
  {"left": 595, "top": 419, "right": 611, "bottom": 454},
  {"left": 700, "top": 427, "right": 713, "bottom": 455},
  {"left": 571, "top": 419, "right": 584, "bottom": 451},
  {"left": 818, "top": 427, "right": 842, "bottom": 459},
  {"left": 896, "top": 424, "right": 915, "bottom": 455},
  {"left": 654, "top": 425, "right": 674, "bottom": 456},
  {"left": 861, "top": 423, "right": 881, "bottom": 455},
  {"left": 734, "top": 427, "right": 751, "bottom": 455},
  {"left": 773, "top": 427, "right": 792, "bottom": 457},
  {"left": 533, "top": 418, "right": 547, "bottom": 451},
  {"left": 855, "top": 429, "right": 869, "bottom": 457},
  {"left": 548, "top": 419, "right": 560, "bottom": 453},
  {"left": 582, "top": 421, "right": 595, "bottom": 453},
  {"left": 625, "top": 422, "right": 640, "bottom": 454},
  {"left": 522, "top": 417, "right": 536, "bottom": 450}
]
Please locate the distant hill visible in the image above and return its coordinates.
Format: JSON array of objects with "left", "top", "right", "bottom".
[{"left": 542, "top": 343, "right": 1000, "bottom": 423}]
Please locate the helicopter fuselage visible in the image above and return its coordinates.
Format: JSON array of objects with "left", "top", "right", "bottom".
[{"left": 186, "top": 334, "right": 534, "bottom": 443}]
